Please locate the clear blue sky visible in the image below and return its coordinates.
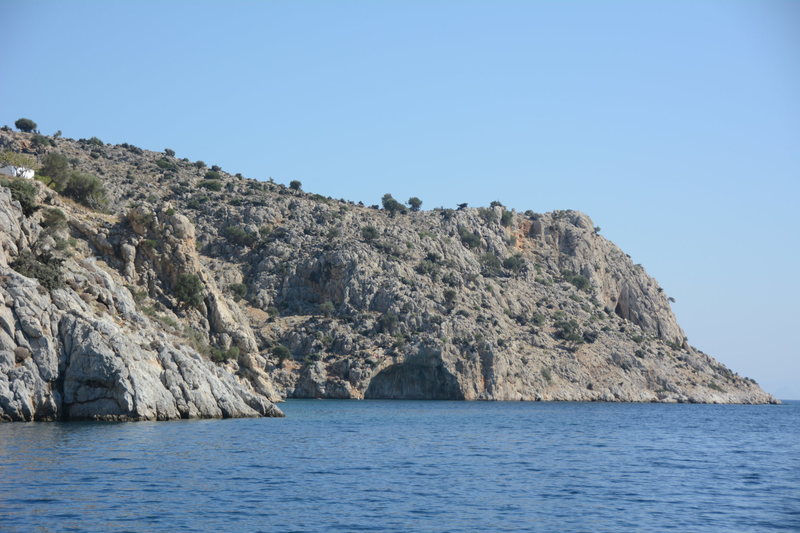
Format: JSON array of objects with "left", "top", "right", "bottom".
[{"left": 2, "top": 1, "right": 798, "bottom": 398}]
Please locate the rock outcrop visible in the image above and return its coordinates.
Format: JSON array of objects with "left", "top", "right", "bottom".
[
  {"left": 0, "top": 129, "right": 776, "bottom": 421},
  {"left": 0, "top": 186, "right": 283, "bottom": 421}
]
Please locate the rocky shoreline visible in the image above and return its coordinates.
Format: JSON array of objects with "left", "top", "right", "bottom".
[{"left": 0, "top": 130, "right": 776, "bottom": 421}]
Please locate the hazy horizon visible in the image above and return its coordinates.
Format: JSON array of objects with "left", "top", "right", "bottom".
[{"left": 2, "top": 0, "right": 798, "bottom": 398}]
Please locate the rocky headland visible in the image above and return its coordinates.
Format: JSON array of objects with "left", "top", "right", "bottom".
[{"left": 0, "top": 128, "right": 776, "bottom": 421}]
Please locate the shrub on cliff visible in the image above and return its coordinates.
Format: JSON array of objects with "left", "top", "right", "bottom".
[
  {"left": 272, "top": 344, "right": 291, "bottom": 364},
  {"left": 443, "top": 289, "right": 457, "bottom": 308},
  {"left": 210, "top": 346, "right": 240, "bottom": 363},
  {"left": 31, "top": 134, "right": 54, "bottom": 148},
  {"left": 479, "top": 253, "right": 503, "bottom": 277},
  {"left": 458, "top": 226, "right": 482, "bottom": 249},
  {"left": 0, "top": 178, "right": 38, "bottom": 216},
  {"left": 10, "top": 250, "right": 64, "bottom": 290},
  {"left": 554, "top": 317, "right": 583, "bottom": 343},
  {"left": 408, "top": 197, "right": 422, "bottom": 212},
  {"left": 289, "top": 180, "right": 302, "bottom": 191},
  {"left": 200, "top": 180, "right": 222, "bottom": 191},
  {"left": 156, "top": 158, "right": 178, "bottom": 171},
  {"left": 376, "top": 312, "right": 399, "bottom": 334},
  {"left": 319, "top": 301, "right": 335, "bottom": 317},
  {"left": 229, "top": 283, "right": 247, "bottom": 301},
  {"left": 503, "top": 254, "right": 525, "bottom": 273},
  {"left": 62, "top": 171, "right": 108, "bottom": 210},
  {"left": 174, "top": 273, "right": 204, "bottom": 308},
  {"left": 562, "top": 270, "right": 590, "bottom": 292},
  {"left": 41, "top": 207, "right": 67, "bottom": 229},
  {"left": 222, "top": 226, "right": 258, "bottom": 247},
  {"left": 361, "top": 225, "right": 379, "bottom": 242},
  {"left": 478, "top": 207, "right": 497, "bottom": 224}
]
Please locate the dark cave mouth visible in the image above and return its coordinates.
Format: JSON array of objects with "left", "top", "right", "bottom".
[{"left": 365, "top": 363, "right": 464, "bottom": 400}]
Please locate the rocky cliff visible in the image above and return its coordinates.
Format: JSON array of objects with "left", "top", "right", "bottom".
[{"left": 0, "top": 129, "right": 775, "bottom": 420}]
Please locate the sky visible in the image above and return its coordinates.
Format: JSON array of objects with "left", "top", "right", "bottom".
[{"left": 1, "top": 0, "right": 798, "bottom": 398}]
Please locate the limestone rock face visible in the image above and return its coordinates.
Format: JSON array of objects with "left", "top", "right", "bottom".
[
  {"left": 0, "top": 186, "right": 283, "bottom": 421},
  {"left": 0, "top": 130, "right": 777, "bottom": 420}
]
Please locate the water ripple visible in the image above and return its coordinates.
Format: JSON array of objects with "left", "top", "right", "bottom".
[{"left": 0, "top": 400, "right": 798, "bottom": 532}]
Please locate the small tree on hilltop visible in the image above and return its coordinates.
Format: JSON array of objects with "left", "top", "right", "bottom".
[
  {"left": 408, "top": 197, "right": 422, "bottom": 212},
  {"left": 382, "top": 193, "right": 406, "bottom": 216},
  {"left": 289, "top": 180, "right": 302, "bottom": 191},
  {"left": 15, "top": 118, "right": 37, "bottom": 133}
]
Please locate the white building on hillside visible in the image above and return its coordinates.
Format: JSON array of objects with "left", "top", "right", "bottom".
[{"left": 0, "top": 165, "right": 35, "bottom": 180}]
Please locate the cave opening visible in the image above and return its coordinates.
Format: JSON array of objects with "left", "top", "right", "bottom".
[{"left": 365, "top": 363, "right": 464, "bottom": 400}]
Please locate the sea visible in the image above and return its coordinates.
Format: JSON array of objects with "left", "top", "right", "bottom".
[{"left": 1, "top": 400, "right": 798, "bottom": 532}]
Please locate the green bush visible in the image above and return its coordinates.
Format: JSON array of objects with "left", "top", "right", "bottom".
[
  {"left": 62, "top": 171, "right": 108, "bottom": 210},
  {"left": 15, "top": 118, "right": 37, "bottom": 132},
  {"left": 200, "top": 180, "right": 222, "bottom": 191},
  {"left": 82, "top": 136, "right": 103, "bottom": 146},
  {"left": 1, "top": 178, "right": 38, "bottom": 216},
  {"left": 408, "top": 197, "right": 422, "bottom": 212},
  {"left": 210, "top": 345, "right": 240, "bottom": 363},
  {"left": 502, "top": 254, "right": 525, "bottom": 273},
  {"left": 500, "top": 210, "right": 514, "bottom": 227},
  {"left": 443, "top": 289, "right": 457, "bottom": 307},
  {"left": 39, "top": 152, "right": 71, "bottom": 190},
  {"left": 416, "top": 259, "right": 440, "bottom": 278},
  {"left": 289, "top": 180, "right": 302, "bottom": 191},
  {"left": 272, "top": 344, "right": 291, "bottom": 363},
  {"left": 164, "top": 148, "right": 175, "bottom": 157},
  {"left": 479, "top": 253, "right": 503, "bottom": 277},
  {"left": 194, "top": 160, "right": 206, "bottom": 169},
  {"left": 478, "top": 208, "right": 497, "bottom": 224},
  {"left": 562, "top": 270, "right": 590, "bottom": 292},
  {"left": 10, "top": 250, "right": 64, "bottom": 290},
  {"left": 41, "top": 207, "right": 67, "bottom": 229},
  {"left": 361, "top": 225, "right": 379, "bottom": 242},
  {"left": 376, "top": 312, "right": 399, "bottom": 334},
  {"left": 229, "top": 283, "right": 247, "bottom": 301},
  {"left": 381, "top": 193, "right": 406, "bottom": 215},
  {"left": 174, "top": 273, "right": 204, "bottom": 308},
  {"left": 204, "top": 170, "right": 221, "bottom": 180},
  {"left": 554, "top": 317, "right": 583, "bottom": 343},
  {"left": 31, "top": 134, "right": 54, "bottom": 148},
  {"left": 221, "top": 226, "right": 258, "bottom": 247},
  {"left": 458, "top": 226, "right": 482, "bottom": 249},
  {"left": 319, "top": 300, "right": 335, "bottom": 316},
  {"left": 156, "top": 158, "right": 178, "bottom": 171}
]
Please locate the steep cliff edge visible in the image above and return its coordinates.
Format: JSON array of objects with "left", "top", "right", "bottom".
[
  {"left": 0, "top": 184, "right": 283, "bottom": 421},
  {"left": 0, "top": 130, "right": 776, "bottom": 421}
]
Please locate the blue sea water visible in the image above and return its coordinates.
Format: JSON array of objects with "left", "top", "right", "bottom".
[{"left": 0, "top": 400, "right": 798, "bottom": 532}]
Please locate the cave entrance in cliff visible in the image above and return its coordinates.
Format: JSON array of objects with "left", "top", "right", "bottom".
[{"left": 364, "top": 363, "right": 464, "bottom": 400}]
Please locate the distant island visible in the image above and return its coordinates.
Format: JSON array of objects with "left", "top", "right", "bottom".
[{"left": 0, "top": 123, "right": 776, "bottom": 422}]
